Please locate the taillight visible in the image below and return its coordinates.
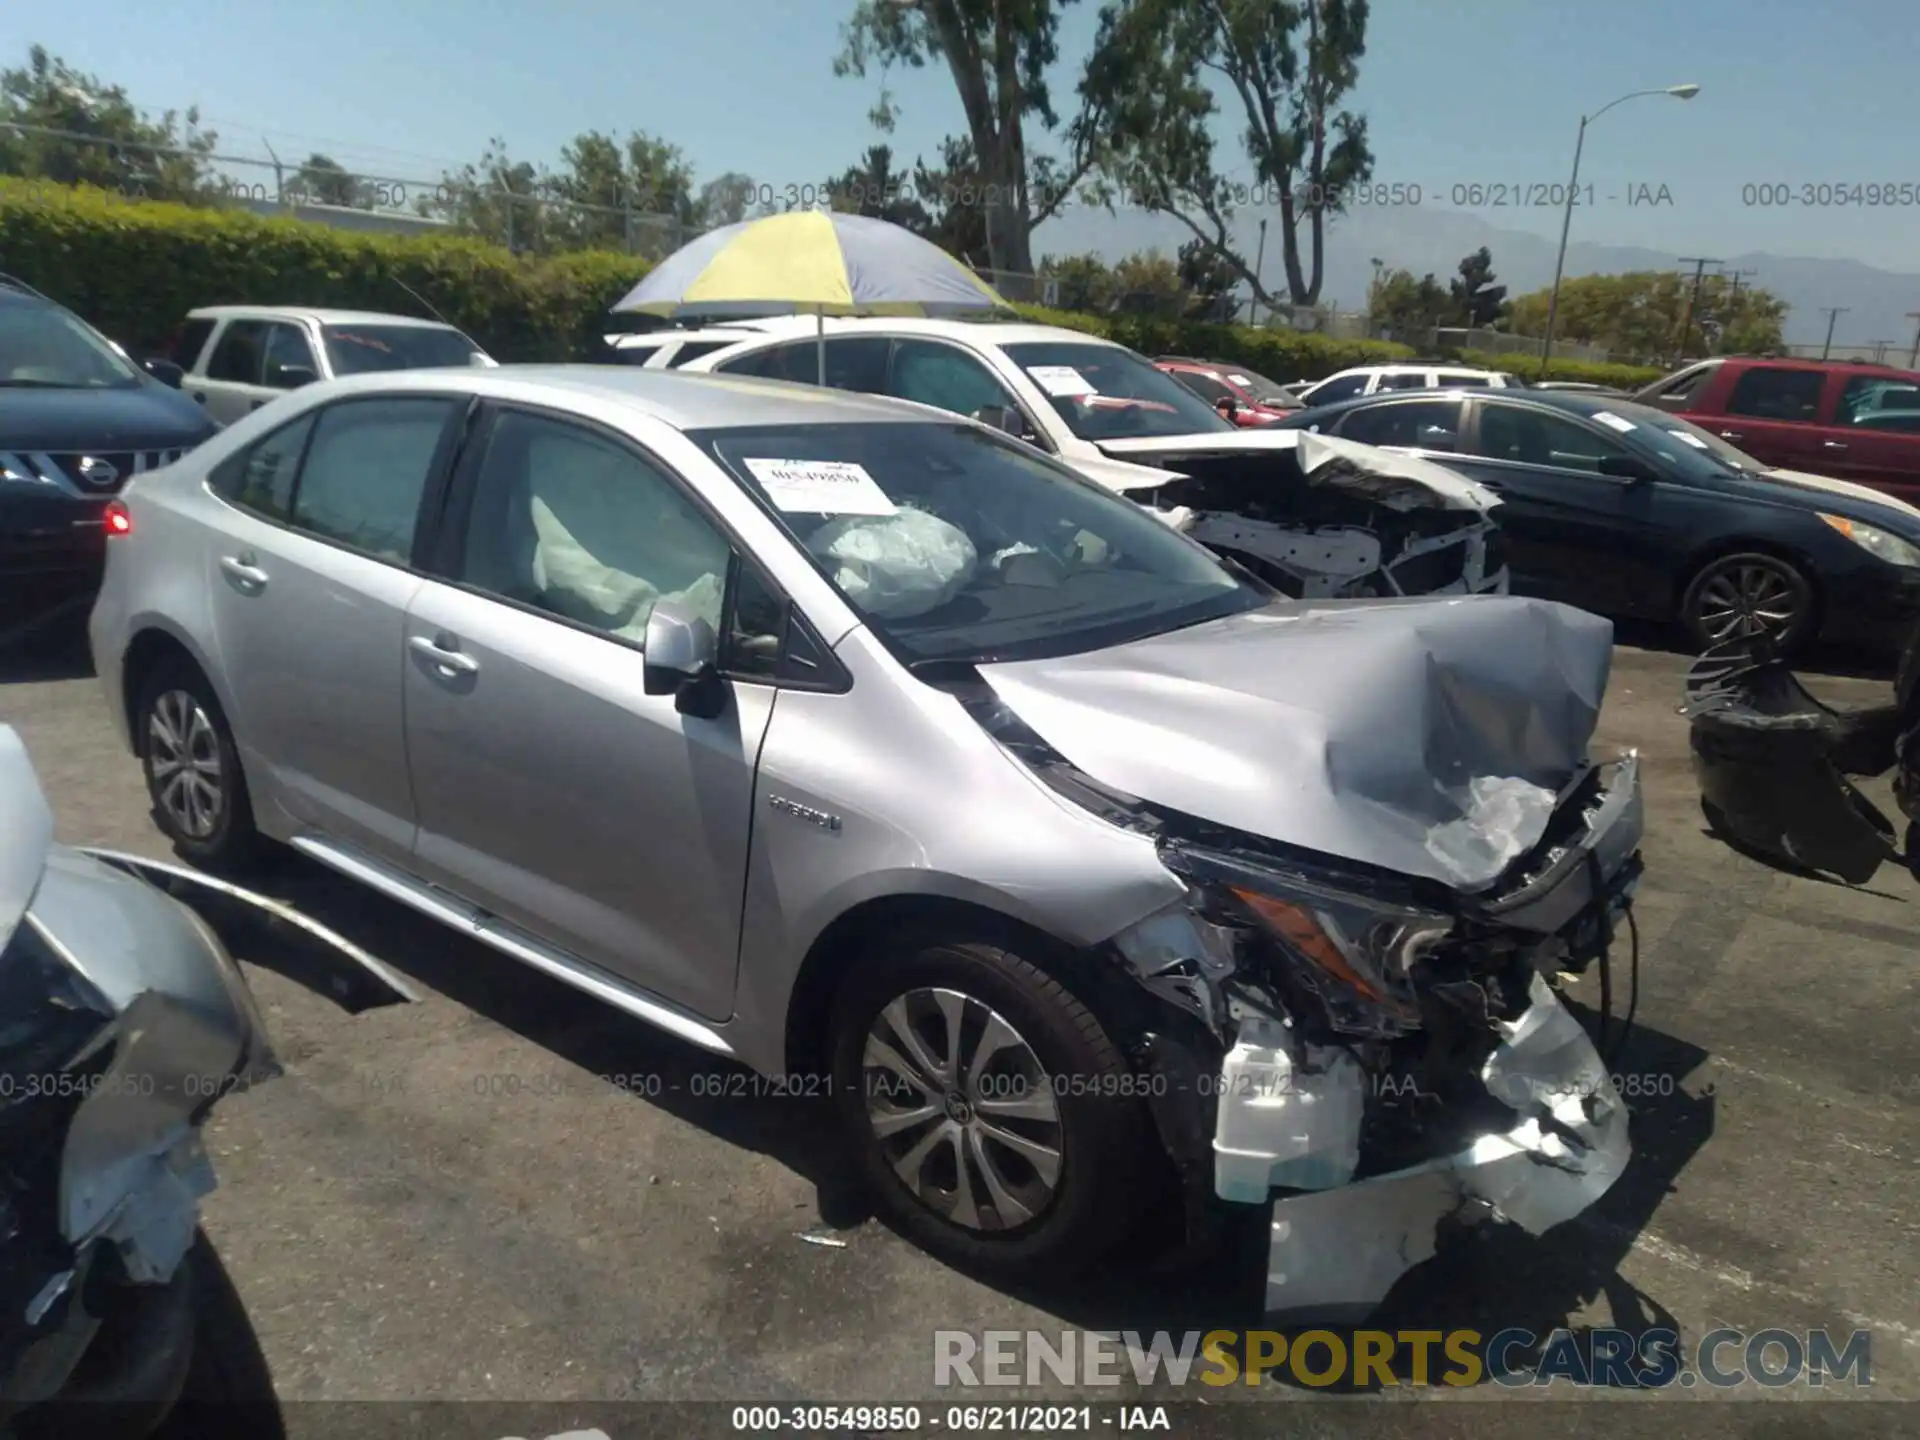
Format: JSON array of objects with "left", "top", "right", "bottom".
[{"left": 104, "top": 500, "right": 132, "bottom": 536}]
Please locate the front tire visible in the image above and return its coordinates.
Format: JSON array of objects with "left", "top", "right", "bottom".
[
  {"left": 136, "top": 658, "right": 266, "bottom": 871},
  {"left": 828, "top": 930, "right": 1159, "bottom": 1277},
  {"left": 1680, "top": 551, "right": 1815, "bottom": 654}
]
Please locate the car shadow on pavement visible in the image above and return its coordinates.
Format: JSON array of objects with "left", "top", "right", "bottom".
[{"left": 217, "top": 851, "right": 1715, "bottom": 1391}]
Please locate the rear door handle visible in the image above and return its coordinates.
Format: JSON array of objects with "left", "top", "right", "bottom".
[
  {"left": 219, "top": 554, "right": 269, "bottom": 589},
  {"left": 410, "top": 633, "right": 479, "bottom": 676},
  {"left": 1823, "top": 440, "right": 1848, "bottom": 451},
  {"left": 1718, "top": 430, "right": 1742, "bottom": 441}
]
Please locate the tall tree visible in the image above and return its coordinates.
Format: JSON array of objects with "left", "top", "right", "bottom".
[
  {"left": 1449, "top": 246, "right": 1505, "bottom": 328},
  {"left": 1177, "top": 238, "right": 1238, "bottom": 320},
  {"left": 0, "top": 45, "right": 217, "bottom": 202},
  {"left": 1505, "top": 272, "right": 1787, "bottom": 360},
  {"left": 826, "top": 144, "right": 933, "bottom": 232},
  {"left": 695, "top": 171, "right": 758, "bottom": 228},
  {"left": 1038, "top": 252, "right": 1116, "bottom": 312},
  {"left": 833, "top": 1, "right": 1102, "bottom": 275},
  {"left": 1080, "top": 0, "right": 1374, "bottom": 308},
  {"left": 1367, "top": 266, "right": 1452, "bottom": 339},
  {"left": 291, "top": 153, "right": 367, "bottom": 207},
  {"left": 911, "top": 136, "right": 992, "bottom": 263},
  {"left": 424, "top": 137, "right": 551, "bottom": 251}
]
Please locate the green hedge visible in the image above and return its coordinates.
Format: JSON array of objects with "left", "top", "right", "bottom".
[
  {"left": 0, "top": 179, "right": 651, "bottom": 361},
  {"left": 1458, "top": 349, "right": 1666, "bottom": 389},
  {"left": 2, "top": 180, "right": 1524, "bottom": 384}
]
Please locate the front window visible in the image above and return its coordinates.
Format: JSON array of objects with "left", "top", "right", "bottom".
[
  {"left": 0, "top": 299, "right": 140, "bottom": 388},
  {"left": 321, "top": 324, "right": 484, "bottom": 375},
  {"left": 1579, "top": 401, "right": 1747, "bottom": 485},
  {"left": 1001, "top": 342, "right": 1233, "bottom": 440},
  {"left": 1725, "top": 367, "right": 1824, "bottom": 421},
  {"left": 694, "top": 421, "right": 1262, "bottom": 666}
]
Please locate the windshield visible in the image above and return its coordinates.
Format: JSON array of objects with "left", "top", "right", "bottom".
[
  {"left": 1002, "top": 341, "right": 1235, "bottom": 441},
  {"left": 696, "top": 421, "right": 1263, "bottom": 665},
  {"left": 1595, "top": 401, "right": 1757, "bottom": 484},
  {"left": 322, "top": 324, "right": 484, "bottom": 374},
  {"left": 0, "top": 299, "right": 140, "bottom": 388}
]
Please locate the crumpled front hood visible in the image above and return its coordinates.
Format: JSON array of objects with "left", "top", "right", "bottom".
[
  {"left": 0, "top": 726, "right": 55, "bottom": 952},
  {"left": 978, "top": 595, "right": 1613, "bottom": 890},
  {"left": 1096, "top": 429, "right": 1499, "bottom": 514}
]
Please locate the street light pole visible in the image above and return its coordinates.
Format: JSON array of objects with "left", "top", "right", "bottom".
[
  {"left": 1540, "top": 84, "right": 1701, "bottom": 369},
  {"left": 1820, "top": 307, "right": 1848, "bottom": 360},
  {"left": 1907, "top": 311, "right": 1920, "bottom": 369}
]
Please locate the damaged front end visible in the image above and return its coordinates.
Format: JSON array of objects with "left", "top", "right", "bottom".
[
  {"left": 1106, "top": 762, "right": 1640, "bottom": 1320},
  {"left": 0, "top": 724, "right": 414, "bottom": 1427},
  {"left": 964, "top": 597, "right": 1642, "bottom": 1319},
  {"left": 1683, "top": 634, "right": 1920, "bottom": 884},
  {"left": 1112, "top": 431, "right": 1509, "bottom": 600}
]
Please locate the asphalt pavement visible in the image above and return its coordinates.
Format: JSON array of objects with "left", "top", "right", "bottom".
[{"left": 1, "top": 635, "right": 1914, "bottom": 1437}]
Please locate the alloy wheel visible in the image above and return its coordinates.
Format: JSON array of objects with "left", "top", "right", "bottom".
[
  {"left": 147, "top": 689, "right": 225, "bottom": 840},
  {"left": 1693, "top": 561, "right": 1801, "bottom": 645},
  {"left": 861, "top": 986, "right": 1064, "bottom": 1233}
]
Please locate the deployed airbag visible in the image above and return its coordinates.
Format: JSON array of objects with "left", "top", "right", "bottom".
[{"left": 806, "top": 507, "right": 978, "bottom": 619}]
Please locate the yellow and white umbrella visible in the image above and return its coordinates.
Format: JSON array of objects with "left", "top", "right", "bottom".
[{"left": 610, "top": 210, "right": 1012, "bottom": 381}]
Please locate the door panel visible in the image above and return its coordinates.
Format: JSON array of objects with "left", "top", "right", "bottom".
[
  {"left": 206, "top": 395, "right": 458, "bottom": 857},
  {"left": 1453, "top": 404, "right": 1667, "bottom": 615},
  {"left": 1713, "top": 366, "right": 1828, "bottom": 472},
  {"left": 400, "top": 406, "right": 769, "bottom": 1018},
  {"left": 401, "top": 582, "right": 771, "bottom": 1020},
  {"left": 196, "top": 319, "right": 274, "bottom": 425}
]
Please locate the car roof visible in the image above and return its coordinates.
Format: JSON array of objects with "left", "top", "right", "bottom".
[
  {"left": 1717, "top": 355, "right": 1920, "bottom": 379},
  {"left": 300, "top": 363, "right": 974, "bottom": 431},
  {"left": 1299, "top": 386, "right": 1624, "bottom": 420},
  {"left": 700, "top": 314, "right": 1127, "bottom": 350},
  {"left": 186, "top": 306, "right": 463, "bottom": 329},
  {"left": 607, "top": 323, "right": 783, "bottom": 348}
]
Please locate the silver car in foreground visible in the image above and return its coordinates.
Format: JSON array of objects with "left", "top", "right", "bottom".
[{"left": 89, "top": 366, "right": 1643, "bottom": 1316}]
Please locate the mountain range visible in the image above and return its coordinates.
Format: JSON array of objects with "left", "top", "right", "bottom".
[{"left": 1034, "top": 204, "right": 1920, "bottom": 350}]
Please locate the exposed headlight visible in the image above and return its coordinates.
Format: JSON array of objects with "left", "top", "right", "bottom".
[
  {"left": 1161, "top": 847, "right": 1456, "bottom": 1036},
  {"left": 1819, "top": 512, "right": 1920, "bottom": 567}
]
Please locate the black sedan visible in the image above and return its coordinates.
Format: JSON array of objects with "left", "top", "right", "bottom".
[{"left": 1274, "top": 389, "right": 1920, "bottom": 653}]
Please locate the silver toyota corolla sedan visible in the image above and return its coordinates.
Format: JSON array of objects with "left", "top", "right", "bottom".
[{"left": 88, "top": 366, "right": 1644, "bottom": 1317}]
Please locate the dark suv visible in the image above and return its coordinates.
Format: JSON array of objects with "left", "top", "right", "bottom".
[{"left": 0, "top": 276, "right": 217, "bottom": 640}]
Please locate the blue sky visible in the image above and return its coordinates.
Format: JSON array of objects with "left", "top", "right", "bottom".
[{"left": 6, "top": 0, "right": 1918, "bottom": 271}]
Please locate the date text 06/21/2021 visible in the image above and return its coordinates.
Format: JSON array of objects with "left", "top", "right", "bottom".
[{"left": 804, "top": 177, "right": 1676, "bottom": 213}]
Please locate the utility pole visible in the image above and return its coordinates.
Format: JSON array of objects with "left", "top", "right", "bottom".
[
  {"left": 1906, "top": 311, "right": 1920, "bottom": 369},
  {"left": 1820, "top": 307, "right": 1848, "bottom": 360},
  {"left": 262, "top": 138, "right": 285, "bottom": 207},
  {"left": 1674, "top": 257, "right": 1722, "bottom": 361}
]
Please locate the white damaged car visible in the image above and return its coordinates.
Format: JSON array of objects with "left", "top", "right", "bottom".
[{"left": 678, "top": 317, "right": 1510, "bottom": 600}]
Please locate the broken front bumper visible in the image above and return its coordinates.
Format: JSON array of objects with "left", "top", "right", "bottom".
[
  {"left": 1252, "top": 976, "right": 1629, "bottom": 1320},
  {"left": 1203, "top": 757, "right": 1644, "bottom": 1320}
]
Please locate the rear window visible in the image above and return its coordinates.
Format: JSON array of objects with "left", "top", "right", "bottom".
[{"left": 322, "top": 324, "right": 484, "bottom": 375}]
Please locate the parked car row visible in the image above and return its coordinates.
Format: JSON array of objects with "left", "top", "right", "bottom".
[
  {"left": 1, "top": 279, "right": 492, "bottom": 638},
  {"left": 1277, "top": 388, "right": 1920, "bottom": 654}
]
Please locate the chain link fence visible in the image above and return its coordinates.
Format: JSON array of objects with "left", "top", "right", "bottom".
[{"left": 1, "top": 120, "right": 696, "bottom": 258}]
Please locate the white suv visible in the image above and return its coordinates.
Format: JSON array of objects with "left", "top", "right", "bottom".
[
  {"left": 157, "top": 307, "right": 494, "bottom": 427},
  {"left": 680, "top": 316, "right": 1508, "bottom": 599},
  {"left": 1296, "top": 364, "right": 1523, "bottom": 408}
]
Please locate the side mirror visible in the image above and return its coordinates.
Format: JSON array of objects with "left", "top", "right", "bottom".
[
  {"left": 1597, "top": 454, "right": 1656, "bottom": 483},
  {"left": 143, "top": 358, "right": 185, "bottom": 388},
  {"left": 971, "top": 405, "right": 1034, "bottom": 442},
  {"left": 268, "top": 362, "right": 318, "bottom": 389},
  {"left": 642, "top": 599, "right": 725, "bottom": 717}
]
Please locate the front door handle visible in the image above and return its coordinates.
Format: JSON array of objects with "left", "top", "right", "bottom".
[
  {"left": 219, "top": 554, "right": 269, "bottom": 590},
  {"left": 1718, "top": 429, "right": 1742, "bottom": 442},
  {"left": 410, "top": 633, "right": 479, "bottom": 676},
  {"left": 1823, "top": 440, "right": 1849, "bottom": 451}
]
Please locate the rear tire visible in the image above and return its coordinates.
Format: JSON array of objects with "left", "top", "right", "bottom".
[
  {"left": 828, "top": 928, "right": 1160, "bottom": 1278},
  {"left": 1680, "top": 552, "right": 1815, "bottom": 654},
  {"left": 136, "top": 658, "right": 268, "bottom": 872}
]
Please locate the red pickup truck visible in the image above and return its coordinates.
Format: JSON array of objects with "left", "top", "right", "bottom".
[{"left": 1632, "top": 357, "right": 1920, "bottom": 501}]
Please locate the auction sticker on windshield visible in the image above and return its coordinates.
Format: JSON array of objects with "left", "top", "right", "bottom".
[
  {"left": 743, "top": 458, "right": 897, "bottom": 516},
  {"left": 1592, "top": 411, "right": 1637, "bottom": 433},
  {"left": 1027, "top": 365, "right": 1099, "bottom": 397}
]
